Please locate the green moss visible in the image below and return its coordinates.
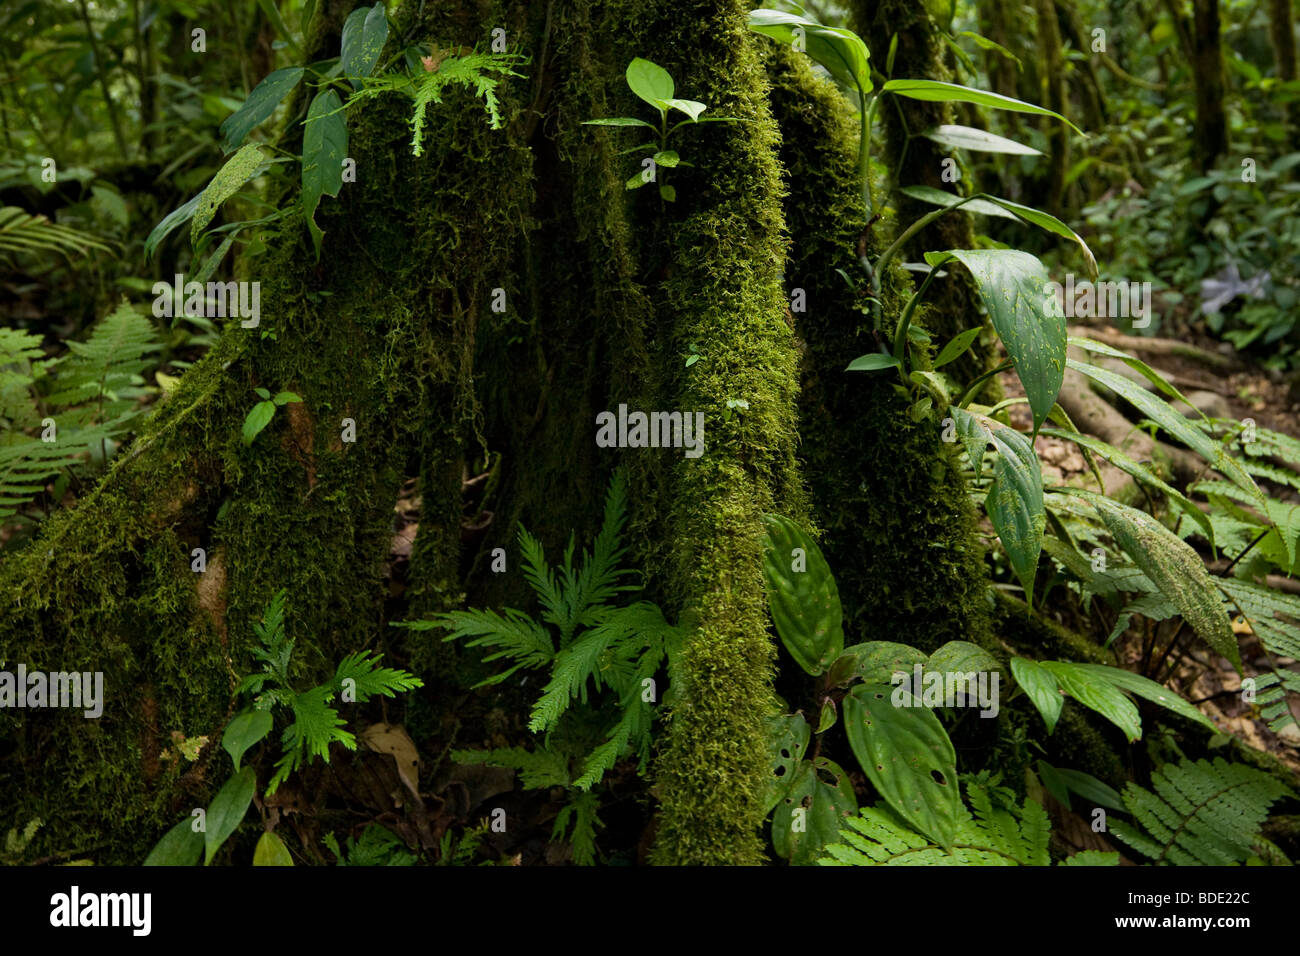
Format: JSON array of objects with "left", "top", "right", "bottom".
[{"left": 765, "top": 48, "right": 994, "bottom": 658}]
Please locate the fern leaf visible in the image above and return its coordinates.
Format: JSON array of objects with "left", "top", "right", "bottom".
[
  {"left": 450, "top": 746, "right": 571, "bottom": 789},
  {"left": 44, "top": 302, "right": 161, "bottom": 423},
  {"left": 1110, "top": 757, "right": 1293, "bottom": 865},
  {"left": 551, "top": 790, "right": 603, "bottom": 865},
  {"left": 0, "top": 206, "right": 111, "bottom": 260},
  {"left": 420, "top": 607, "right": 554, "bottom": 682},
  {"left": 332, "top": 651, "right": 423, "bottom": 701}
]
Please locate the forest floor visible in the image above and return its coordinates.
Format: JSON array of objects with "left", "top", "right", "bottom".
[{"left": 1000, "top": 319, "right": 1300, "bottom": 778}]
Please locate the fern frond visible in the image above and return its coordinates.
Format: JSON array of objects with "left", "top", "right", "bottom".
[
  {"left": 0, "top": 206, "right": 111, "bottom": 261},
  {"left": 551, "top": 790, "right": 603, "bottom": 865},
  {"left": 819, "top": 781, "right": 1097, "bottom": 866},
  {"left": 0, "top": 438, "right": 87, "bottom": 519},
  {"left": 267, "top": 683, "right": 354, "bottom": 794},
  {"left": 518, "top": 526, "right": 566, "bottom": 634},
  {"left": 332, "top": 651, "right": 423, "bottom": 701},
  {"left": 449, "top": 746, "right": 571, "bottom": 789},
  {"left": 346, "top": 50, "right": 526, "bottom": 157},
  {"left": 44, "top": 302, "right": 160, "bottom": 423},
  {"left": 1110, "top": 757, "right": 1293, "bottom": 865},
  {"left": 424, "top": 607, "right": 555, "bottom": 683}
]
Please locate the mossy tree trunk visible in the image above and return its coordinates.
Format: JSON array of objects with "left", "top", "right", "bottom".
[{"left": 1, "top": 0, "right": 1045, "bottom": 865}]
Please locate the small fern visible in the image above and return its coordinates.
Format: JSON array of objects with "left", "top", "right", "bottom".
[
  {"left": 1109, "top": 757, "right": 1294, "bottom": 865},
  {"left": 347, "top": 48, "right": 527, "bottom": 157},
  {"left": 0, "top": 303, "right": 162, "bottom": 528},
  {"left": 397, "top": 469, "right": 681, "bottom": 864},
  {"left": 819, "top": 776, "right": 1119, "bottom": 866},
  {"left": 239, "top": 589, "right": 424, "bottom": 794}
]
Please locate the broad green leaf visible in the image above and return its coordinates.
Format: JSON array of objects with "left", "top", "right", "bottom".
[
  {"left": 881, "top": 79, "right": 1081, "bottom": 134},
  {"left": 222, "top": 710, "right": 273, "bottom": 771},
  {"left": 191, "top": 144, "right": 267, "bottom": 245},
  {"left": 253, "top": 830, "right": 294, "bottom": 866},
  {"left": 220, "top": 67, "right": 304, "bottom": 153},
  {"left": 923, "top": 124, "right": 1041, "bottom": 155},
  {"left": 771, "top": 757, "right": 858, "bottom": 866},
  {"left": 951, "top": 407, "right": 1045, "bottom": 605},
  {"left": 1071, "top": 491, "right": 1241, "bottom": 671},
  {"left": 930, "top": 249, "right": 1062, "bottom": 432},
  {"left": 1010, "top": 657, "right": 1063, "bottom": 734},
  {"left": 830, "top": 641, "right": 928, "bottom": 687},
  {"left": 653, "top": 150, "right": 680, "bottom": 168},
  {"left": 759, "top": 514, "right": 845, "bottom": 675},
  {"left": 340, "top": 3, "right": 388, "bottom": 87},
  {"left": 659, "top": 184, "right": 676, "bottom": 202},
  {"left": 582, "top": 117, "right": 656, "bottom": 128},
  {"left": 301, "top": 89, "right": 348, "bottom": 258},
  {"left": 1066, "top": 356, "right": 1259, "bottom": 502},
  {"left": 843, "top": 683, "right": 962, "bottom": 849},
  {"left": 626, "top": 58, "right": 673, "bottom": 111},
  {"left": 273, "top": 391, "right": 302, "bottom": 405},
  {"left": 144, "top": 817, "right": 204, "bottom": 866},
  {"left": 254, "top": 387, "right": 271, "bottom": 400},
  {"left": 666, "top": 99, "right": 707, "bottom": 121},
  {"left": 926, "top": 640, "right": 1001, "bottom": 678},
  {"left": 242, "top": 400, "right": 276, "bottom": 445},
  {"left": 626, "top": 168, "right": 652, "bottom": 189},
  {"left": 934, "top": 327, "right": 982, "bottom": 369},
  {"left": 764, "top": 713, "right": 812, "bottom": 815},
  {"left": 204, "top": 766, "right": 256, "bottom": 865},
  {"left": 1041, "top": 660, "right": 1142, "bottom": 742},
  {"left": 1038, "top": 425, "right": 1214, "bottom": 545},
  {"left": 748, "top": 9, "right": 873, "bottom": 97},
  {"left": 145, "top": 193, "right": 201, "bottom": 260},
  {"left": 846, "top": 352, "right": 901, "bottom": 372},
  {"left": 1072, "top": 663, "right": 1218, "bottom": 733}
]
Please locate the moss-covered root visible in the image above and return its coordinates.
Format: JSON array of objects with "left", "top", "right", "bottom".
[
  {"left": 570, "top": 0, "right": 805, "bottom": 864},
  {"left": 764, "top": 47, "right": 994, "bottom": 656}
]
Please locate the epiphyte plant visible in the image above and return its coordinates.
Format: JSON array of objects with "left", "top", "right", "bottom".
[{"left": 583, "top": 58, "right": 744, "bottom": 202}]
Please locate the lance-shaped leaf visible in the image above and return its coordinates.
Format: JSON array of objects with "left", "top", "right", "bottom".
[
  {"left": 1010, "top": 657, "right": 1063, "bottom": 733},
  {"left": 301, "top": 89, "right": 348, "bottom": 258},
  {"left": 1066, "top": 353, "right": 1259, "bottom": 503},
  {"left": 1041, "top": 660, "right": 1142, "bottom": 742},
  {"left": 220, "top": 67, "right": 304, "bottom": 153},
  {"left": 759, "top": 514, "right": 845, "bottom": 675},
  {"left": 922, "top": 124, "right": 1041, "bottom": 155},
  {"left": 204, "top": 766, "right": 256, "bottom": 865},
  {"left": 952, "top": 407, "right": 1045, "bottom": 606},
  {"left": 191, "top": 144, "right": 268, "bottom": 245},
  {"left": 881, "top": 78, "right": 1081, "bottom": 134},
  {"left": 1068, "top": 489, "right": 1241, "bottom": 672},
  {"left": 843, "top": 684, "right": 962, "bottom": 849},
  {"left": 748, "top": 9, "right": 872, "bottom": 98}
]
